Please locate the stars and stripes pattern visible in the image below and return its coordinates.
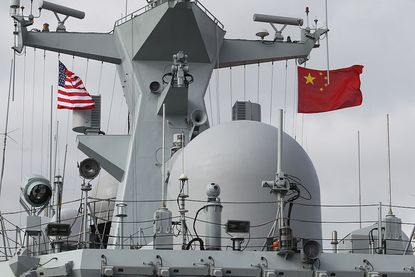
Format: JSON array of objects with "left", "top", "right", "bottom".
[{"left": 58, "top": 61, "right": 95, "bottom": 110}]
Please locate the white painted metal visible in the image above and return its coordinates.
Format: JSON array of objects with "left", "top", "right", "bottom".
[{"left": 167, "top": 121, "right": 322, "bottom": 249}]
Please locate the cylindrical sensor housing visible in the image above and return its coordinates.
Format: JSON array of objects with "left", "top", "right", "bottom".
[
  {"left": 205, "top": 203, "right": 223, "bottom": 250},
  {"left": 253, "top": 14, "right": 303, "bottom": 26},
  {"left": 40, "top": 0, "right": 85, "bottom": 19}
]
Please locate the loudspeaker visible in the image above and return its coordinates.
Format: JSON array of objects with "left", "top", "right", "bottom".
[{"left": 190, "top": 110, "right": 207, "bottom": 127}]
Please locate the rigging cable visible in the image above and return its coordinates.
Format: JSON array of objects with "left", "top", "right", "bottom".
[
  {"left": 106, "top": 66, "right": 118, "bottom": 132},
  {"left": 94, "top": 61, "right": 107, "bottom": 224},
  {"left": 30, "top": 48, "right": 37, "bottom": 173},
  {"left": 131, "top": 17, "right": 138, "bottom": 237},
  {"left": 269, "top": 61, "right": 274, "bottom": 124},
  {"left": 65, "top": 56, "right": 76, "bottom": 147},
  {"left": 0, "top": 60, "right": 15, "bottom": 196},
  {"left": 208, "top": 83, "right": 213, "bottom": 126},
  {"left": 283, "top": 60, "right": 288, "bottom": 128},
  {"left": 19, "top": 48, "right": 27, "bottom": 183},
  {"left": 256, "top": 62, "right": 260, "bottom": 103},
  {"left": 40, "top": 50, "right": 46, "bottom": 175},
  {"left": 229, "top": 67, "right": 233, "bottom": 110},
  {"left": 215, "top": 25, "right": 221, "bottom": 125},
  {"left": 292, "top": 59, "right": 298, "bottom": 139},
  {"left": 243, "top": 64, "right": 246, "bottom": 101}
]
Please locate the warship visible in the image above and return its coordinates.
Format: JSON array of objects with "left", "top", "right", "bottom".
[{"left": 1, "top": 0, "right": 415, "bottom": 276}]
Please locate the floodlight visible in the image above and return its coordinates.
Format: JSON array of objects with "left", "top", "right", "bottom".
[
  {"left": 22, "top": 175, "right": 52, "bottom": 208},
  {"left": 79, "top": 158, "right": 101, "bottom": 180},
  {"left": 303, "top": 240, "right": 322, "bottom": 260}
]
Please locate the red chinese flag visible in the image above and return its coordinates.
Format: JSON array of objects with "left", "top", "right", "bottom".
[{"left": 298, "top": 65, "right": 363, "bottom": 113}]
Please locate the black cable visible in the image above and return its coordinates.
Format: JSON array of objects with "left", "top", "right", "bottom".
[
  {"left": 186, "top": 238, "right": 204, "bottom": 250},
  {"left": 241, "top": 231, "right": 251, "bottom": 251},
  {"left": 184, "top": 74, "right": 194, "bottom": 86},
  {"left": 192, "top": 205, "right": 208, "bottom": 239},
  {"left": 285, "top": 185, "right": 300, "bottom": 227},
  {"left": 162, "top": 72, "right": 173, "bottom": 85}
]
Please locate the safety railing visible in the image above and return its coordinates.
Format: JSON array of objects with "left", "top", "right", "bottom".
[
  {"left": 1, "top": 198, "right": 415, "bottom": 261},
  {"left": 114, "top": 0, "right": 224, "bottom": 29}
]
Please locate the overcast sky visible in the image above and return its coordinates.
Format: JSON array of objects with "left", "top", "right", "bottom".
[{"left": 1, "top": 0, "right": 415, "bottom": 247}]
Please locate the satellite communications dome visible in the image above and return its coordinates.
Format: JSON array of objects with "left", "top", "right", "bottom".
[{"left": 167, "top": 120, "right": 322, "bottom": 249}]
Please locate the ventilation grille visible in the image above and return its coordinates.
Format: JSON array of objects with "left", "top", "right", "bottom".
[
  {"left": 232, "top": 101, "right": 261, "bottom": 122},
  {"left": 90, "top": 95, "right": 101, "bottom": 130}
]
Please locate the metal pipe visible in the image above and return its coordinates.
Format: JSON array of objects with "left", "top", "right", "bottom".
[
  {"left": 48, "top": 85, "right": 53, "bottom": 217},
  {"left": 82, "top": 191, "right": 88, "bottom": 245},
  {"left": 378, "top": 202, "right": 382, "bottom": 254},
  {"left": 54, "top": 176, "right": 62, "bottom": 223},
  {"left": 81, "top": 185, "right": 91, "bottom": 248},
  {"left": 331, "top": 231, "right": 338, "bottom": 253},
  {"left": 15, "top": 226, "right": 18, "bottom": 252},
  {"left": 276, "top": 109, "right": 284, "bottom": 230},
  {"left": 116, "top": 203, "right": 127, "bottom": 249},
  {"left": 253, "top": 14, "right": 303, "bottom": 26},
  {"left": 277, "top": 109, "right": 283, "bottom": 175},
  {"left": 0, "top": 214, "right": 8, "bottom": 260},
  {"left": 51, "top": 121, "right": 59, "bottom": 217},
  {"left": 179, "top": 185, "right": 187, "bottom": 249},
  {"left": 161, "top": 104, "right": 166, "bottom": 208}
]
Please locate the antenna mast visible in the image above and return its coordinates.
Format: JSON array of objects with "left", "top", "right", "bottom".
[
  {"left": 0, "top": 59, "right": 15, "bottom": 196},
  {"left": 386, "top": 114, "right": 393, "bottom": 215},
  {"left": 161, "top": 103, "right": 166, "bottom": 208},
  {"left": 357, "top": 131, "right": 362, "bottom": 228},
  {"left": 325, "top": 0, "right": 331, "bottom": 84}
]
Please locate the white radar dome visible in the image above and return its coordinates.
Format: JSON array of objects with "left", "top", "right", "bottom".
[{"left": 166, "top": 120, "right": 322, "bottom": 250}]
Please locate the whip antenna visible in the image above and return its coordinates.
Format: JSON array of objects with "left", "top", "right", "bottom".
[
  {"left": 0, "top": 59, "right": 15, "bottom": 196},
  {"left": 386, "top": 114, "right": 393, "bottom": 215},
  {"left": 357, "top": 131, "right": 362, "bottom": 228},
  {"left": 325, "top": 0, "right": 330, "bottom": 84}
]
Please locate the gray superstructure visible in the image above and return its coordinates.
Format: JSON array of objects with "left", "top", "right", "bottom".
[{"left": 2, "top": 0, "right": 415, "bottom": 276}]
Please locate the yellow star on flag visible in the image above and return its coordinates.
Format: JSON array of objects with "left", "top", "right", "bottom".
[{"left": 304, "top": 73, "right": 316, "bottom": 85}]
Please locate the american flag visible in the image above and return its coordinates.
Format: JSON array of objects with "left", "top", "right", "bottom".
[{"left": 58, "top": 61, "right": 95, "bottom": 110}]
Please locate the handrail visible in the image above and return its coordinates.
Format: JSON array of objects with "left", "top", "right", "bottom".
[
  {"left": 194, "top": 0, "right": 224, "bottom": 29},
  {"left": 113, "top": 0, "right": 224, "bottom": 29}
]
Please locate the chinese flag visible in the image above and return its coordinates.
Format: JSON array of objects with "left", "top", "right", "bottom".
[{"left": 298, "top": 65, "right": 363, "bottom": 113}]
